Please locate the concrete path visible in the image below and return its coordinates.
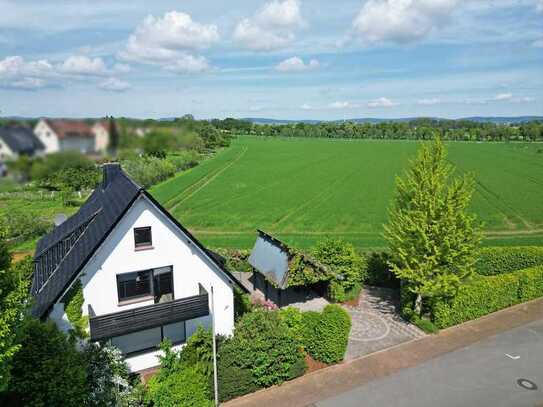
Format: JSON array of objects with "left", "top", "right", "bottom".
[
  {"left": 344, "top": 287, "right": 424, "bottom": 359},
  {"left": 224, "top": 298, "right": 543, "bottom": 407}
]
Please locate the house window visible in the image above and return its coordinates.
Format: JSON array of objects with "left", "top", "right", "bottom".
[
  {"left": 153, "top": 266, "right": 174, "bottom": 304},
  {"left": 117, "top": 270, "right": 152, "bottom": 303},
  {"left": 117, "top": 266, "right": 173, "bottom": 305},
  {"left": 110, "top": 321, "right": 186, "bottom": 356},
  {"left": 134, "top": 227, "right": 152, "bottom": 249}
]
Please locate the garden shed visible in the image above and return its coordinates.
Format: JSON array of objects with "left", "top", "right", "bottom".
[{"left": 247, "top": 230, "right": 332, "bottom": 308}]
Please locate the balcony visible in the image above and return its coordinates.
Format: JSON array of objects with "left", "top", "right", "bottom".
[{"left": 89, "top": 293, "right": 209, "bottom": 342}]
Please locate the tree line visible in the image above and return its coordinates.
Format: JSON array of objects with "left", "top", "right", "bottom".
[{"left": 209, "top": 117, "right": 543, "bottom": 142}]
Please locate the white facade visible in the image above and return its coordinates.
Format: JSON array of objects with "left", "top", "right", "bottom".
[
  {"left": 49, "top": 194, "right": 235, "bottom": 372},
  {"left": 34, "top": 119, "right": 60, "bottom": 154},
  {"left": 92, "top": 122, "right": 110, "bottom": 153},
  {"left": 34, "top": 119, "right": 109, "bottom": 155},
  {"left": 0, "top": 139, "right": 15, "bottom": 161}
]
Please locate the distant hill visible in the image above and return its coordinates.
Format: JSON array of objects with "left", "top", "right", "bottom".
[{"left": 243, "top": 116, "right": 543, "bottom": 125}]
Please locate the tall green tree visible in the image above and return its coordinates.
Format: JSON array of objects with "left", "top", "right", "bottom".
[{"left": 384, "top": 138, "right": 482, "bottom": 315}]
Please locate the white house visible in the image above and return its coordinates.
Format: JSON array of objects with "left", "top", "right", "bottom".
[
  {"left": 34, "top": 118, "right": 110, "bottom": 155},
  {"left": 31, "top": 164, "right": 242, "bottom": 372},
  {"left": 0, "top": 125, "right": 44, "bottom": 162}
]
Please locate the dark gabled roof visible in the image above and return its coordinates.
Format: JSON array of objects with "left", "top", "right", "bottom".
[
  {"left": 0, "top": 125, "right": 44, "bottom": 155},
  {"left": 31, "top": 164, "right": 245, "bottom": 318},
  {"left": 248, "top": 230, "right": 329, "bottom": 290}
]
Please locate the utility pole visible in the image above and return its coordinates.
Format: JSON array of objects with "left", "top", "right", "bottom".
[{"left": 211, "top": 286, "right": 219, "bottom": 406}]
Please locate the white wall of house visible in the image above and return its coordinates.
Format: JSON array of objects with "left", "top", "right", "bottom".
[
  {"left": 50, "top": 194, "right": 235, "bottom": 372},
  {"left": 93, "top": 123, "right": 110, "bottom": 152},
  {"left": 59, "top": 136, "right": 95, "bottom": 154},
  {"left": 0, "top": 139, "right": 15, "bottom": 161},
  {"left": 34, "top": 119, "right": 60, "bottom": 154}
]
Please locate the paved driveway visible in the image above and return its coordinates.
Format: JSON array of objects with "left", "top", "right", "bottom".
[{"left": 344, "top": 286, "right": 424, "bottom": 359}]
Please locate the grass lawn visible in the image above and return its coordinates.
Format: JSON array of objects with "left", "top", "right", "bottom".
[{"left": 150, "top": 137, "right": 543, "bottom": 249}]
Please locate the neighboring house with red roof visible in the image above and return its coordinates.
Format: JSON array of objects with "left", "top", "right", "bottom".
[{"left": 34, "top": 118, "right": 110, "bottom": 155}]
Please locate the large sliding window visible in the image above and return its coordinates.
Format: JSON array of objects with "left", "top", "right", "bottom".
[
  {"left": 117, "top": 270, "right": 152, "bottom": 302},
  {"left": 116, "top": 266, "right": 173, "bottom": 304},
  {"left": 110, "top": 321, "right": 186, "bottom": 356}
]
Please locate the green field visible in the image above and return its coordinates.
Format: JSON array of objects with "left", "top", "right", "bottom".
[{"left": 151, "top": 137, "right": 543, "bottom": 249}]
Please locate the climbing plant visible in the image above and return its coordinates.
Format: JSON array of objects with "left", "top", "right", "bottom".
[{"left": 63, "top": 280, "right": 89, "bottom": 339}]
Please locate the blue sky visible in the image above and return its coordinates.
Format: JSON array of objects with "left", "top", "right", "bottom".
[{"left": 0, "top": 0, "right": 542, "bottom": 119}]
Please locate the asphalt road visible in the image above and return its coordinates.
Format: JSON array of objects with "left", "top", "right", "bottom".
[{"left": 317, "top": 319, "right": 543, "bottom": 407}]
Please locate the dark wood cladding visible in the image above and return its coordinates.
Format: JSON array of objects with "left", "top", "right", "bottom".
[{"left": 89, "top": 294, "right": 209, "bottom": 341}]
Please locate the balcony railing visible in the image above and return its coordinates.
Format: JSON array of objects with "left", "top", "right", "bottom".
[{"left": 89, "top": 293, "right": 209, "bottom": 341}]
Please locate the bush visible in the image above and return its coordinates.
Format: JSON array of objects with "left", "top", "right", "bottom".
[
  {"left": 517, "top": 266, "right": 543, "bottom": 302},
  {"left": 433, "top": 273, "right": 520, "bottom": 328},
  {"left": 5, "top": 319, "right": 88, "bottom": 407},
  {"left": 147, "top": 365, "right": 213, "bottom": 407},
  {"left": 279, "top": 306, "right": 304, "bottom": 348},
  {"left": 312, "top": 238, "right": 366, "bottom": 302},
  {"left": 217, "top": 309, "right": 305, "bottom": 401},
  {"left": 217, "top": 344, "right": 258, "bottom": 402},
  {"left": 30, "top": 151, "right": 100, "bottom": 191},
  {"left": 364, "top": 251, "right": 400, "bottom": 288},
  {"left": 233, "top": 287, "right": 253, "bottom": 320},
  {"left": 83, "top": 343, "right": 135, "bottom": 407},
  {"left": 302, "top": 305, "right": 351, "bottom": 364},
  {"left": 475, "top": 246, "right": 543, "bottom": 275},
  {"left": 3, "top": 210, "right": 51, "bottom": 241},
  {"left": 121, "top": 156, "right": 176, "bottom": 188}
]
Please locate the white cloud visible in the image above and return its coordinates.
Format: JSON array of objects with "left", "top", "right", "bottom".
[
  {"left": 98, "top": 77, "right": 131, "bottom": 92},
  {"left": 6, "top": 77, "right": 47, "bottom": 90},
  {"left": 417, "top": 98, "right": 441, "bottom": 105},
  {"left": 329, "top": 101, "right": 357, "bottom": 109},
  {"left": 234, "top": 0, "right": 304, "bottom": 51},
  {"left": 120, "top": 11, "right": 218, "bottom": 73},
  {"left": 537, "top": 0, "right": 543, "bottom": 13},
  {"left": 0, "top": 56, "right": 53, "bottom": 79},
  {"left": 256, "top": 0, "right": 304, "bottom": 28},
  {"left": 300, "top": 103, "right": 313, "bottom": 110},
  {"left": 113, "top": 63, "right": 131, "bottom": 73},
  {"left": 494, "top": 92, "right": 513, "bottom": 101},
  {"left": 59, "top": 56, "right": 107, "bottom": 75},
  {"left": 275, "top": 56, "right": 319, "bottom": 72},
  {"left": 163, "top": 54, "right": 211, "bottom": 74},
  {"left": 367, "top": 97, "right": 398, "bottom": 108},
  {"left": 352, "top": 0, "right": 458, "bottom": 44}
]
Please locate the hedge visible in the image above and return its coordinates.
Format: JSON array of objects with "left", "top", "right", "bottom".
[
  {"left": 475, "top": 246, "right": 543, "bottom": 276},
  {"left": 433, "top": 265, "right": 543, "bottom": 328},
  {"left": 302, "top": 305, "right": 351, "bottom": 364}
]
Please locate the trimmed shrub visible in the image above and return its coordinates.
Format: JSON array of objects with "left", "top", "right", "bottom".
[
  {"left": 518, "top": 266, "right": 543, "bottom": 302},
  {"left": 217, "top": 342, "right": 258, "bottom": 402},
  {"left": 5, "top": 319, "right": 88, "bottom": 407},
  {"left": 302, "top": 305, "right": 351, "bottom": 364},
  {"left": 433, "top": 274, "right": 520, "bottom": 328},
  {"left": 475, "top": 246, "right": 543, "bottom": 276},
  {"left": 279, "top": 306, "right": 304, "bottom": 348},
  {"left": 217, "top": 309, "right": 306, "bottom": 401},
  {"left": 147, "top": 365, "right": 213, "bottom": 407}
]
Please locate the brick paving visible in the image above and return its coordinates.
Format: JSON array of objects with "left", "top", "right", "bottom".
[{"left": 344, "top": 286, "right": 424, "bottom": 360}]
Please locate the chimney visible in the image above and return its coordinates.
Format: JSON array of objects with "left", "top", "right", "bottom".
[{"left": 102, "top": 162, "right": 121, "bottom": 189}]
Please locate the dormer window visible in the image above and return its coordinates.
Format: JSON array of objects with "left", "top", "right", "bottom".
[{"left": 134, "top": 227, "right": 152, "bottom": 250}]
